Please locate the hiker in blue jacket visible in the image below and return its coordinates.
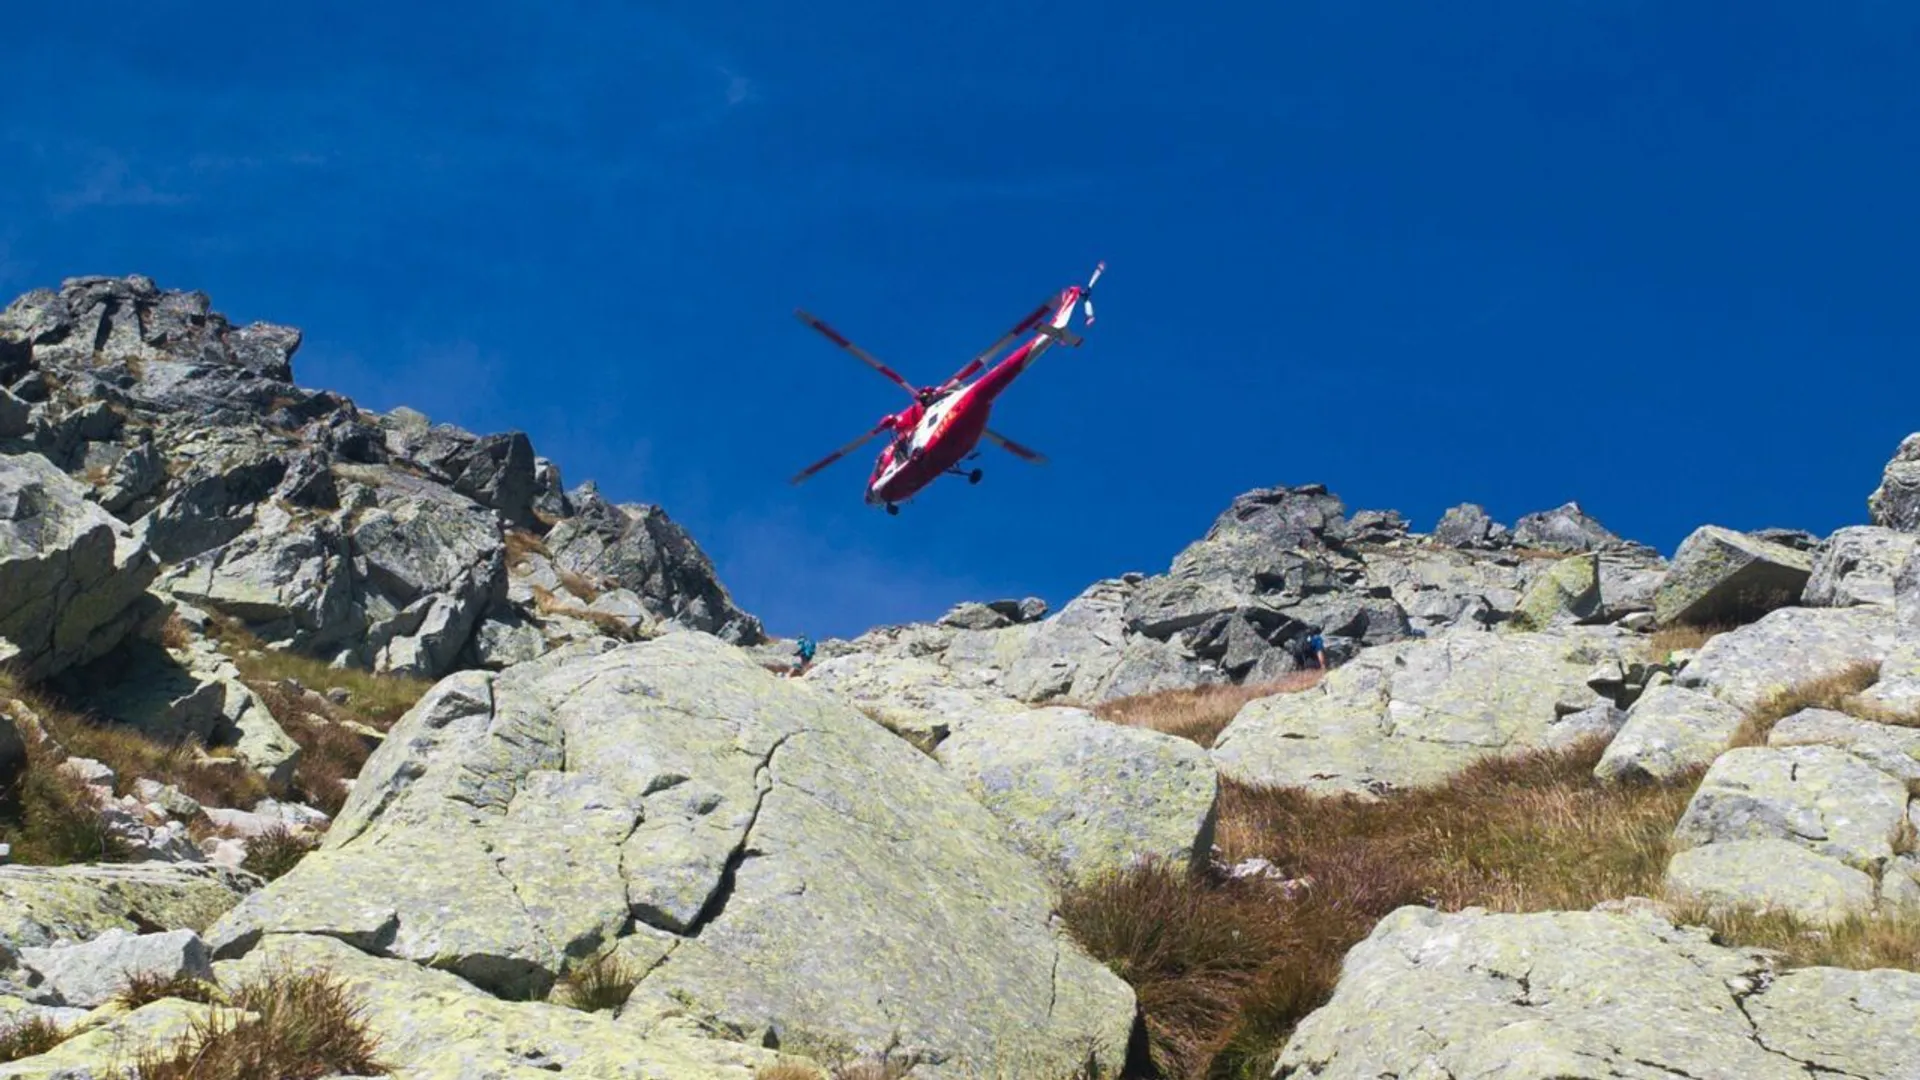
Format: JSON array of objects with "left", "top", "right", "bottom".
[{"left": 791, "top": 634, "right": 817, "bottom": 676}]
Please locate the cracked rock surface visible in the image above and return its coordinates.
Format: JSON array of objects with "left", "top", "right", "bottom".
[
  {"left": 1271, "top": 905, "right": 1920, "bottom": 1080},
  {"left": 1212, "top": 626, "right": 1637, "bottom": 798},
  {"left": 202, "top": 632, "right": 1134, "bottom": 1077}
]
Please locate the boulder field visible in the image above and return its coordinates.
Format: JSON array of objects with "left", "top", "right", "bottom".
[{"left": 4, "top": 275, "right": 1920, "bottom": 1078}]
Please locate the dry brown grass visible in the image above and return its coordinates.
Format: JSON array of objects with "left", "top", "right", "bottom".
[
  {"left": 1729, "top": 660, "right": 1883, "bottom": 748},
  {"left": 0, "top": 1015, "right": 68, "bottom": 1063},
  {"left": 209, "top": 619, "right": 431, "bottom": 731},
  {"left": 206, "top": 618, "right": 429, "bottom": 815},
  {"left": 529, "top": 586, "right": 646, "bottom": 643},
  {"left": 115, "top": 971, "right": 226, "bottom": 1010},
  {"left": 555, "top": 949, "right": 641, "bottom": 1013},
  {"left": 503, "top": 527, "right": 550, "bottom": 569},
  {"left": 756, "top": 1065, "right": 828, "bottom": 1080},
  {"left": 1644, "top": 621, "right": 1732, "bottom": 660},
  {"left": 1673, "top": 903, "right": 1920, "bottom": 970},
  {"left": 1058, "top": 737, "right": 1702, "bottom": 1078},
  {"left": 0, "top": 740, "right": 130, "bottom": 866},
  {"left": 159, "top": 614, "right": 194, "bottom": 651},
  {"left": 129, "top": 963, "right": 385, "bottom": 1080},
  {"left": 241, "top": 824, "right": 321, "bottom": 882},
  {"left": 250, "top": 679, "right": 381, "bottom": 817},
  {"left": 3, "top": 670, "right": 271, "bottom": 815},
  {"left": 1091, "top": 673, "right": 1324, "bottom": 750},
  {"left": 556, "top": 567, "right": 602, "bottom": 603}
]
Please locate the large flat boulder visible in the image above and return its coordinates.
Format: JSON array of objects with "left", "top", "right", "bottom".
[
  {"left": 0, "top": 863, "right": 256, "bottom": 955},
  {"left": 203, "top": 633, "right": 1135, "bottom": 1077},
  {"left": 934, "top": 706, "right": 1219, "bottom": 885},
  {"left": 0, "top": 453, "right": 159, "bottom": 682},
  {"left": 1674, "top": 604, "right": 1900, "bottom": 713},
  {"left": 1594, "top": 683, "right": 1749, "bottom": 784},
  {"left": 1212, "top": 627, "right": 1630, "bottom": 798},
  {"left": 1671, "top": 744, "right": 1909, "bottom": 875},
  {"left": 1272, "top": 905, "right": 1920, "bottom": 1080},
  {"left": 1869, "top": 431, "right": 1920, "bottom": 532},
  {"left": 1654, "top": 525, "right": 1810, "bottom": 627},
  {"left": 1665, "top": 838, "right": 1876, "bottom": 924},
  {"left": 15, "top": 928, "right": 212, "bottom": 1009}
]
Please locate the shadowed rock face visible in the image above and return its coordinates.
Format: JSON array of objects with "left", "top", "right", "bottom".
[
  {"left": 203, "top": 633, "right": 1134, "bottom": 1077},
  {"left": 0, "top": 274, "right": 761, "bottom": 682},
  {"left": 0, "top": 452, "right": 158, "bottom": 681},
  {"left": 1654, "top": 525, "right": 1811, "bottom": 627}
]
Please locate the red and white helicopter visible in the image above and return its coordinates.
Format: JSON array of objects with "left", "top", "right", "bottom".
[{"left": 788, "top": 261, "right": 1104, "bottom": 514}]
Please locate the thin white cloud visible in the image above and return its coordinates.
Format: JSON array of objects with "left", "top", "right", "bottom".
[
  {"left": 49, "top": 151, "right": 188, "bottom": 213},
  {"left": 722, "top": 67, "right": 755, "bottom": 108}
]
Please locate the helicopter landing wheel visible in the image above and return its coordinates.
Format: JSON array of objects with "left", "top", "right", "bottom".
[
  {"left": 886, "top": 503, "right": 900, "bottom": 516},
  {"left": 968, "top": 469, "right": 983, "bottom": 485}
]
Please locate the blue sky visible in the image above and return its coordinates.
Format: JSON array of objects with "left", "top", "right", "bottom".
[{"left": 7, "top": 2, "right": 1920, "bottom": 639}]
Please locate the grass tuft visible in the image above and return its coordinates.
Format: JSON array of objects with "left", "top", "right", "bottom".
[
  {"left": 129, "top": 963, "right": 384, "bottom": 1080},
  {"left": 158, "top": 614, "right": 194, "bottom": 651},
  {"left": 1091, "top": 673, "right": 1324, "bottom": 750},
  {"left": 556, "top": 949, "right": 641, "bottom": 1012},
  {"left": 1730, "top": 661, "right": 1882, "bottom": 748},
  {"left": 1059, "top": 736, "right": 1702, "bottom": 1078},
  {"left": 0, "top": 1015, "right": 68, "bottom": 1063},
  {"left": 241, "top": 824, "right": 320, "bottom": 882},
  {"left": 502, "top": 527, "right": 550, "bottom": 569},
  {"left": 116, "top": 971, "right": 226, "bottom": 1010},
  {"left": 1, "top": 741, "right": 130, "bottom": 866}
]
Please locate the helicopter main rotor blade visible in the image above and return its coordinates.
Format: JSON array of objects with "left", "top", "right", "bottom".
[
  {"left": 933, "top": 298, "right": 1057, "bottom": 396},
  {"left": 982, "top": 428, "right": 1048, "bottom": 465},
  {"left": 790, "top": 423, "right": 888, "bottom": 485},
  {"left": 793, "top": 309, "right": 919, "bottom": 398}
]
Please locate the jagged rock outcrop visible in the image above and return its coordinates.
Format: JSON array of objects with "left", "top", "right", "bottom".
[
  {"left": 1804, "top": 525, "right": 1920, "bottom": 608},
  {"left": 1431, "top": 502, "right": 1509, "bottom": 549},
  {"left": 1869, "top": 431, "right": 1920, "bottom": 531},
  {"left": 1272, "top": 905, "right": 1920, "bottom": 1080},
  {"left": 807, "top": 486, "right": 1667, "bottom": 733},
  {"left": 0, "top": 274, "right": 761, "bottom": 684},
  {"left": 1511, "top": 500, "right": 1641, "bottom": 554},
  {"left": 0, "top": 452, "right": 159, "bottom": 682},
  {"left": 543, "top": 485, "right": 762, "bottom": 645},
  {"left": 204, "top": 633, "right": 1135, "bottom": 1077},
  {"left": 1654, "top": 525, "right": 1811, "bottom": 627}
]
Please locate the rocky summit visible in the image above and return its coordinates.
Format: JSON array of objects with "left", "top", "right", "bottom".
[{"left": 3, "top": 275, "right": 1920, "bottom": 1079}]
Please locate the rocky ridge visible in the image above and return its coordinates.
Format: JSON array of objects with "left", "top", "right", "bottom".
[{"left": 3, "top": 274, "right": 1920, "bottom": 1079}]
